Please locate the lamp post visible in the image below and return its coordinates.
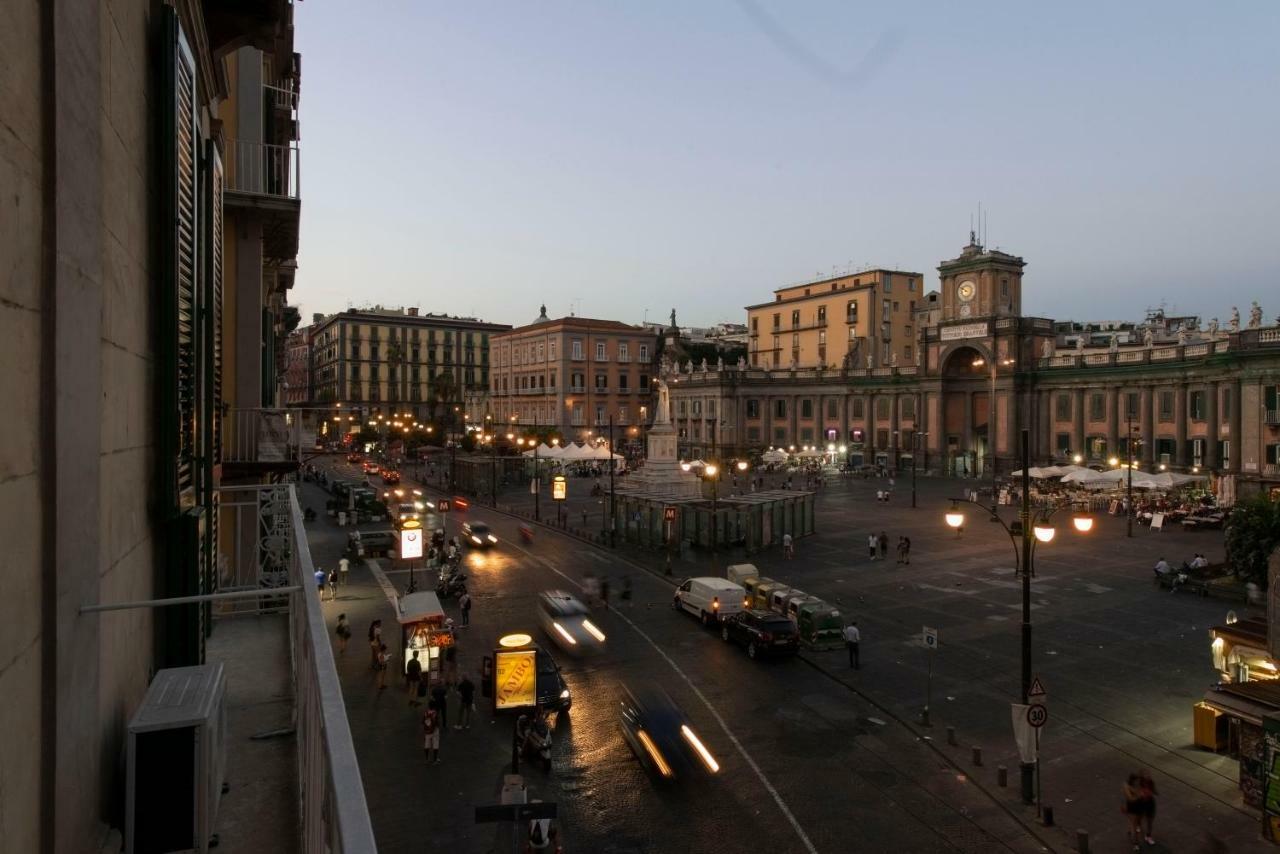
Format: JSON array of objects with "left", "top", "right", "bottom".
[
  {"left": 944, "top": 427, "right": 1093, "bottom": 806},
  {"left": 608, "top": 415, "right": 616, "bottom": 547},
  {"left": 911, "top": 432, "right": 924, "bottom": 509},
  {"left": 1126, "top": 410, "right": 1136, "bottom": 538},
  {"left": 704, "top": 463, "right": 720, "bottom": 571}
]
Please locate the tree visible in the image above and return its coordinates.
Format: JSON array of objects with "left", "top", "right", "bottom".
[{"left": 1224, "top": 494, "right": 1280, "bottom": 589}]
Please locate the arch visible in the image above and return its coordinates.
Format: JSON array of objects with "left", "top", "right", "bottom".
[{"left": 941, "top": 344, "right": 993, "bottom": 378}]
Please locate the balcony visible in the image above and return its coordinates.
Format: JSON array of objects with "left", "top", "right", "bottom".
[
  {"left": 223, "top": 408, "right": 311, "bottom": 478},
  {"left": 594, "top": 386, "right": 610, "bottom": 394},
  {"left": 569, "top": 385, "right": 586, "bottom": 394},
  {"left": 209, "top": 483, "right": 376, "bottom": 851},
  {"left": 1267, "top": 410, "right": 1280, "bottom": 426},
  {"left": 225, "top": 139, "right": 301, "bottom": 262}
]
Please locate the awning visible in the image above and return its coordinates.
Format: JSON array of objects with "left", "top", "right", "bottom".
[{"left": 1202, "top": 681, "right": 1280, "bottom": 726}]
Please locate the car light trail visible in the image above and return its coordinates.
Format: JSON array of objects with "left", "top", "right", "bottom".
[
  {"left": 581, "top": 619, "right": 606, "bottom": 642},
  {"left": 637, "top": 729, "right": 673, "bottom": 778},
  {"left": 552, "top": 622, "right": 577, "bottom": 645},
  {"left": 681, "top": 725, "right": 719, "bottom": 773}
]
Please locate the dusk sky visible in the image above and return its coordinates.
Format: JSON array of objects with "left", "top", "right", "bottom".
[{"left": 294, "top": 2, "right": 1279, "bottom": 329}]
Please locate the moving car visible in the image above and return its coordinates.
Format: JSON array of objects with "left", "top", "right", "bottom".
[
  {"left": 719, "top": 609, "right": 800, "bottom": 659},
  {"left": 672, "top": 577, "right": 748, "bottom": 626},
  {"left": 362, "top": 461, "right": 380, "bottom": 476},
  {"left": 537, "top": 591, "right": 607, "bottom": 654},
  {"left": 462, "top": 521, "right": 497, "bottom": 548},
  {"left": 381, "top": 469, "right": 400, "bottom": 485},
  {"left": 532, "top": 643, "right": 572, "bottom": 714},
  {"left": 392, "top": 502, "right": 421, "bottom": 527},
  {"left": 618, "top": 682, "right": 719, "bottom": 781},
  {"left": 346, "top": 452, "right": 362, "bottom": 464}
]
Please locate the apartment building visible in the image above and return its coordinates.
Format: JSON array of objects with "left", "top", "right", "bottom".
[
  {"left": 2, "top": 2, "right": 311, "bottom": 849},
  {"left": 746, "top": 269, "right": 925, "bottom": 371},
  {"left": 489, "top": 308, "right": 659, "bottom": 438},
  {"left": 283, "top": 326, "right": 313, "bottom": 405},
  {"left": 310, "top": 307, "right": 510, "bottom": 421}
]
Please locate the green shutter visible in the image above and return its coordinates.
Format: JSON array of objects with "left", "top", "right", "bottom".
[{"left": 201, "top": 139, "right": 225, "bottom": 640}]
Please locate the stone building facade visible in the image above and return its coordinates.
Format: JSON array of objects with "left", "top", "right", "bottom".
[{"left": 670, "top": 238, "right": 1280, "bottom": 496}]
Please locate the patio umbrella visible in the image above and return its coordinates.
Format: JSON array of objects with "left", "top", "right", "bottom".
[
  {"left": 1061, "top": 468, "right": 1106, "bottom": 484},
  {"left": 761, "top": 448, "right": 788, "bottom": 463},
  {"left": 1010, "top": 467, "right": 1061, "bottom": 479}
]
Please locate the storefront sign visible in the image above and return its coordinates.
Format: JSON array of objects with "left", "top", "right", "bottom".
[
  {"left": 940, "top": 322, "right": 989, "bottom": 341},
  {"left": 494, "top": 649, "right": 537, "bottom": 710}
]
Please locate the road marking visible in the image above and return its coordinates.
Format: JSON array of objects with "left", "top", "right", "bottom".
[
  {"left": 917, "top": 583, "right": 978, "bottom": 596},
  {"left": 506, "top": 542, "right": 820, "bottom": 854}
]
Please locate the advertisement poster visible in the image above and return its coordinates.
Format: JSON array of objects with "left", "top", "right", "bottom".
[
  {"left": 400, "top": 527, "right": 423, "bottom": 560},
  {"left": 494, "top": 649, "right": 537, "bottom": 710}
]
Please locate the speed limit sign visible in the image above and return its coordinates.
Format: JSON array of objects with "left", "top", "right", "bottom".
[{"left": 1026, "top": 703, "right": 1048, "bottom": 728}]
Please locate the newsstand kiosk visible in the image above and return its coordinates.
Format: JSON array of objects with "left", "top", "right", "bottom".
[{"left": 396, "top": 591, "right": 454, "bottom": 681}]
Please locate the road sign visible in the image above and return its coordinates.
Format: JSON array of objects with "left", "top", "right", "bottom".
[
  {"left": 1029, "top": 676, "right": 1047, "bottom": 699},
  {"left": 1026, "top": 703, "right": 1048, "bottom": 728},
  {"left": 437, "top": 499, "right": 451, "bottom": 513},
  {"left": 663, "top": 507, "right": 677, "bottom": 522},
  {"left": 922, "top": 626, "right": 938, "bottom": 650}
]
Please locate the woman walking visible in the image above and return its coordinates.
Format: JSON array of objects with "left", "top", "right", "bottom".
[
  {"left": 368, "top": 619, "right": 383, "bottom": 670},
  {"left": 335, "top": 613, "right": 351, "bottom": 655},
  {"left": 1137, "top": 769, "right": 1158, "bottom": 846},
  {"left": 1122, "top": 773, "right": 1144, "bottom": 851}
]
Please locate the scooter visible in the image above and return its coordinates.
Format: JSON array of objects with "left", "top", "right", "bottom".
[
  {"left": 516, "top": 714, "right": 553, "bottom": 773},
  {"left": 436, "top": 571, "right": 467, "bottom": 599}
]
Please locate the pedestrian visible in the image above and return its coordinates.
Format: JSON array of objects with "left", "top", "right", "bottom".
[
  {"left": 459, "top": 590, "right": 472, "bottom": 627},
  {"left": 600, "top": 577, "right": 611, "bottom": 610},
  {"left": 444, "top": 643, "right": 458, "bottom": 686},
  {"left": 430, "top": 683, "right": 449, "bottom": 731},
  {"left": 327, "top": 568, "right": 339, "bottom": 600},
  {"left": 422, "top": 707, "right": 441, "bottom": 764},
  {"left": 844, "top": 621, "right": 861, "bottom": 669},
  {"left": 783, "top": 532, "right": 794, "bottom": 559},
  {"left": 368, "top": 619, "right": 383, "bottom": 670},
  {"left": 868, "top": 533, "right": 878, "bottom": 560},
  {"left": 314, "top": 567, "right": 327, "bottom": 596},
  {"left": 1137, "top": 769, "right": 1158, "bottom": 846},
  {"left": 338, "top": 556, "right": 350, "bottom": 588},
  {"left": 901, "top": 536, "right": 911, "bottom": 565},
  {"left": 1122, "top": 773, "right": 1143, "bottom": 851},
  {"left": 405, "top": 650, "right": 423, "bottom": 703},
  {"left": 876, "top": 489, "right": 884, "bottom": 503},
  {"left": 621, "top": 575, "right": 633, "bottom": 608},
  {"left": 878, "top": 531, "right": 889, "bottom": 560},
  {"left": 375, "top": 643, "right": 389, "bottom": 690},
  {"left": 335, "top": 613, "right": 351, "bottom": 654},
  {"left": 456, "top": 674, "right": 475, "bottom": 730},
  {"left": 581, "top": 509, "right": 588, "bottom": 528}
]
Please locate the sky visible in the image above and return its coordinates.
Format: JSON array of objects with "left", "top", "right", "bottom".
[{"left": 293, "top": 1, "right": 1279, "bottom": 329}]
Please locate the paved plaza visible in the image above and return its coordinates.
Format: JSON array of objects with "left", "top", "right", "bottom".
[{"left": 305, "top": 458, "right": 1263, "bottom": 853}]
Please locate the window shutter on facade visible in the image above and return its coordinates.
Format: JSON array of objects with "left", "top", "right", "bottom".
[{"left": 200, "top": 139, "right": 225, "bottom": 641}]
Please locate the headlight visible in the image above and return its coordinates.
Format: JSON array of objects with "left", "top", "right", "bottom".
[
  {"left": 559, "top": 688, "right": 571, "bottom": 700},
  {"left": 487, "top": 535, "right": 498, "bottom": 543},
  {"left": 681, "top": 725, "right": 719, "bottom": 773},
  {"left": 471, "top": 536, "right": 482, "bottom": 544},
  {"left": 581, "top": 619, "right": 606, "bottom": 643},
  {"left": 552, "top": 622, "right": 577, "bottom": 645}
]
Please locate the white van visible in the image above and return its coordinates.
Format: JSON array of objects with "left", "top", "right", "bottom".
[{"left": 673, "top": 577, "right": 749, "bottom": 626}]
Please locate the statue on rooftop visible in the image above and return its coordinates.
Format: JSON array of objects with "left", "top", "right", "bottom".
[
  {"left": 1229, "top": 307, "right": 1240, "bottom": 331},
  {"left": 1249, "top": 302, "right": 1263, "bottom": 329},
  {"left": 865, "top": 354, "right": 873, "bottom": 370},
  {"left": 1142, "top": 328, "right": 1154, "bottom": 348},
  {"left": 1108, "top": 333, "right": 1118, "bottom": 353},
  {"left": 1041, "top": 338, "right": 1054, "bottom": 359},
  {"left": 1207, "top": 317, "right": 1219, "bottom": 335}
]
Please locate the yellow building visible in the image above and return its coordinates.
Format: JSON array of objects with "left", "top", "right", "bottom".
[{"left": 746, "top": 269, "right": 924, "bottom": 370}]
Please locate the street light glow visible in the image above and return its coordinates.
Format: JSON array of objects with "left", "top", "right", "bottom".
[
  {"left": 945, "top": 509, "right": 965, "bottom": 529},
  {"left": 1072, "top": 512, "right": 1095, "bottom": 533},
  {"left": 704, "top": 464, "right": 718, "bottom": 477},
  {"left": 736, "top": 460, "right": 748, "bottom": 471},
  {"left": 1033, "top": 523, "right": 1056, "bottom": 543}
]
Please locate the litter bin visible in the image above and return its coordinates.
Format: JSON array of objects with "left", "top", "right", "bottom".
[{"left": 797, "top": 601, "right": 844, "bottom": 650}]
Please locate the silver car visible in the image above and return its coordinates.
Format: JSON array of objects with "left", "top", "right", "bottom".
[{"left": 537, "top": 590, "right": 607, "bottom": 655}]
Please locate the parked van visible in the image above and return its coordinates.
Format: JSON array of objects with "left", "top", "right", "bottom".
[
  {"left": 673, "top": 577, "right": 749, "bottom": 626},
  {"left": 726, "top": 564, "right": 759, "bottom": 587}
]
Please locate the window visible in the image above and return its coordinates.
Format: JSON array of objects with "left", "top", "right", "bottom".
[
  {"left": 1159, "top": 391, "right": 1174, "bottom": 421},
  {"left": 817, "top": 306, "right": 827, "bottom": 324},
  {"left": 1089, "top": 393, "right": 1105, "bottom": 421},
  {"left": 678, "top": 400, "right": 687, "bottom": 416},
  {"left": 826, "top": 399, "right": 837, "bottom": 418},
  {"left": 1001, "top": 279, "right": 1009, "bottom": 299},
  {"left": 370, "top": 344, "right": 380, "bottom": 362},
  {"left": 848, "top": 328, "right": 858, "bottom": 342},
  {"left": 708, "top": 399, "right": 716, "bottom": 417},
  {"left": 774, "top": 399, "right": 787, "bottom": 418},
  {"left": 619, "top": 343, "right": 629, "bottom": 361},
  {"left": 1056, "top": 433, "right": 1071, "bottom": 454},
  {"left": 847, "top": 300, "right": 858, "bottom": 323},
  {"left": 908, "top": 278, "right": 916, "bottom": 292},
  {"left": 773, "top": 335, "right": 780, "bottom": 351},
  {"left": 1125, "top": 392, "right": 1139, "bottom": 419},
  {"left": 882, "top": 300, "right": 891, "bottom": 322},
  {"left": 351, "top": 343, "right": 359, "bottom": 360},
  {"left": 747, "top": 399, "right": 760, "bottom": 418},
  {"left": 1056, "top": 394, "right": 1071, "bottom": 421},
  {"left": 801, "top": 427, "right": 814, "bottom": 442},
  {"left": 893, "top": 301, "right": 899, "bottom": 311},
  {"left": 772, "top": 313, "right": 781, "bottom": 331},
  {"left": 792, "top": 333, "right": 800, "bottom": 348},
  {"left": 594, "top": 373, "right": 607, "bottom": 391},
  {"left": 596, "top": 342, "right": 606, "bottom": 360},
  {"left": 818, "top": 330, "right": 826, "bottom": 345},
  {"left": 877, "top": 429, "right": 890, "bottom": 447},
  {"left": 638, "top": 373, "right": 649, "bottom": 389},
  {"left": 904, "top": 345, "right": 913, "bottom": 363},
  {"left": 619, "top": 375, "right": 629, "bottom": 392},
  {"left": 1189, "top": 390, "right": 1206, "bottom": 421},
  {"left": 883, "top": 277, "right": 892, "bottom": 293},
  {"left": 571, "top": 372, "right": 584, "bottom": 391},
  {"left": 538, "top": 342, "right": 545, "bottom": 361},
  {"left": 549, "top": 341, "right": 557, "bottom": 360},
  {"left": 596, "top": 405, "right": 605, "bottom": 425},
  {"left": 751, "top": 317, "right": 758, "bottom": 332},
  {"left": 549, "top": 371, "right": 557, "bottom": 388},
  {"left": 1089, "top": 437, "right": 1107, "bottom": 459},
  {"left": 902, "top": 397, "right": 916, "bottom": 418},
  {"left": 875, "top": 397, "right": 890, "bottom": 419},
  {"left": 852, "top": 398, "right": 865, "bottom": 418},
  {"left": 801, "top": 400, "right": 813, "bottom": 418},
  {"left": 692, "top": 400, "right": 702, "bottom": 416},
  {"left": 638, "top": 344, "right": 648, "bottom": 361},
  {"left": 791, "top": 310, "right": 801, "bottom": 328},
  {"left": 571, "top": 340, "right": 583, "bottom": 360}
]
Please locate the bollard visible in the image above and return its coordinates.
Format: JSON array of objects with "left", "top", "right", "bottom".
[
  {"left": 1076, "top": 829, "right": 1089, "bottom": 854},
  {"left": 1042, "top": 806, "right": 1054, "bottom": 827},
  {"left": 920, "top": 708, "right": 930, "bottom": 726},
  {"left": 946, "top": 726, "right": 957, "bottom": 746},
  {"left": 997, "top": 765, "right": 1007, "bottom": 787},
  {"left": 972, "top": 746, "right": 983, "bottom": 767}
]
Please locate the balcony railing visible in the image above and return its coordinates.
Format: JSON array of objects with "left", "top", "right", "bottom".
[
  {"left": 227, "top": 139, "right": 301, "bottom": 199},
  {"left": 216, "top": 484, "right": 376, "bottom": 852},
  {"left": 1266, "top": 410, "right": 1280, "bottom": 426},
  {"left": 265, "top": 82, "right": 299, "bottom": 114},
  {"left": 226, "top": 408, "right": 310, "bottom": 465}
]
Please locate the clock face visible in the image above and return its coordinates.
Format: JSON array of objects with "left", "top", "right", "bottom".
[{"left": 957, "top": 281, "right": 976, "bottom": 302}]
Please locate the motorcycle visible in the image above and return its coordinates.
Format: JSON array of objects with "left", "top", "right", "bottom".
[
  {"left": 516, "top": 713, "right": 553, "bottom": 773},
  {"left": 436, "top": 571, "right": 467, "bottom": 599}
]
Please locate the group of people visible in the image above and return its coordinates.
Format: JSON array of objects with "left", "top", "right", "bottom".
[
  {"left": 1121, "top": 770, "right": 1158, "bottom": 850},
  {"left": 866, "top": 531, "right": 911, "bottom": 565},
  {"left": 313, "top": 557, "right": 351, "bottom": 600}
]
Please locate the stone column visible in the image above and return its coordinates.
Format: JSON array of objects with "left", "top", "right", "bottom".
[
  {"left": 1072, "top": 388, "right": 1085, "bottom": 459},
  {"left": 1229, "top": 379, "right": 1243, "bottom": 472},
  {"left": 889, "top": 393, "right": 901, "bottom": 466},
  {"left": 1141, "top": 386, "right": 1156, "bottom": 468},
  {"left": 763, "top": 395, "right": 773, "bottom": 446},
  {"left": 1106, "top": 387, "right": 1120, "bottom": 461},
  {"left": 1206, "top": 383, "right": 1220, "bottom": 470},
  {"left": 962, "top": 391, "right": 974, "bottom": 473},
  {"left": 840, "top": 394, "right": 850, "bottom": 446},
  {"left": 1174, "top": 384, "right": 1189, "bottom": 467},
  {"left": 866, "top": 393, "right": 877, "bottom": 455},
  {"left": 789, "top": 393, "right": 799, "bottom": 447}
]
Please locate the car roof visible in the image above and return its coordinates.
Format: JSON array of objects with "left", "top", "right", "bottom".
[
  {"left": 687, "top": 577, "right": 743, "bottom": 590},
  {"left": 539, "top": 590, "right": 587, "bottom": 614}
]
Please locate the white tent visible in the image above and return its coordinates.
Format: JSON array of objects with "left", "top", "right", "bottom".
[
  {"left": 761, "top": 449, "right": 788, "bottom": 464},
  {"left": 1010, "top": 467, "right": 1063, "bottom": 479},
  {"left": 795, "top": 448, "right": 824, "bottom": 458},
  {"left": 522, "top": 442, "right": 561, "bottom": 458},
  {"left": 1061, "top": 468, "right": 1106, "bottom": 484},
  {"left": 555, "top": 442, "right": 594, "bottom": 461}
]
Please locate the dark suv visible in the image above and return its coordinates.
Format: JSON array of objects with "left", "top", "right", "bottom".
[{"left": 720, "top": 609, "right": 799, "bottom": 659}]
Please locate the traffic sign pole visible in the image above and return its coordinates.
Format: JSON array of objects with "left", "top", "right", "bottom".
[{"left": 921, "top": 626, "right": 938, "bottom": 727}]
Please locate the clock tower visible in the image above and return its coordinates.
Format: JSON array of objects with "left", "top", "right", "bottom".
[{"left": 938, "top": 231, "right": 1026, "bottom": 322}]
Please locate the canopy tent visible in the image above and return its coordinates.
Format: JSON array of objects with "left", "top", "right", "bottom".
[
  {"left": 1061, "top": 468, "right": 1107, "bottom": 484},
  {"left": 522, "top": 442, "right": 561, "bottom": 458},
  {"left": 761, "top": 449, "right": 788, "bottom": 464},
  {"left": 1010, "top": 467, "right": 1064, "bottom": 479},
  {"left": 584, "top": 444, "right": 624, "bottom": 462},
  {"left": 555, "top": 442, "right": 594, "bottom": 461},
  {"left": 1128, "top": 471, "right": 1209, "bottom": 490},
  {"left": 795, "top": 448, "right": 825, "bottom": 458}
]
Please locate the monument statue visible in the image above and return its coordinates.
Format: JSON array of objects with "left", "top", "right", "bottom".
[
  {"left": 888, "top": 351, "right": 897, "bottom": 367},
  {"left": 1041, "top": 339, "right": 1053, "bottom": 359},
  {"left": 1249, "top": 302, "right": 1263, "bottom": 328},
  {"left": 1109, "top": 333, "right": 1118, "bottom": 353},
  {"left": 1229, "top": 307, "right": 1240, "bottom": 331},
  {"left": 700, "top": 358, "right": 708, "bottom": 372},
  {"left": 865, "top": 354, "right": 873, "bottom": 370},
  {"left": 1208, "top": 317, "right": 1219, "bottom": 335},
  {"left": 669, "top": 308, "right": 677, "bottom": 329},
  {"left": 1075, "top": 336, "right": 1084, "bottom": 353},
  {"left": 1177, "top": 327, "right": 1189, "bottom": 345},
  {"left": 716, "top": 355, "right": 724, "bottom": 370},
  {"left": 1142, "top": 328, "right": 1154, "bottom": 348},
  {"left": 653, "top": 379, "right": 672, "bottom": 425}
]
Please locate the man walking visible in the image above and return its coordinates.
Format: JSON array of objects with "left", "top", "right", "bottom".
[
  {"left": 456, "top": 674, "right": 476, "bottom": 729},
  {"left": 844, "top": 621, "right": 861, "bottom": 669},
  {"left": 782, "top": 532, "right": 794, "bottom": 559},
  {"left": 868, "top": 533, "right": 878, "bottom": 561},
  {"left": 877, "top": 531, "right": 889, "bottom": 560},
  {"left": 422, "top": 707, "right": 441, "bottom": 764},
  {"left": 898, "top": 536, "right": 911, "bottom": 565},
  {"left": 459, "top": 590, "right": 472, "bottom": 628},
  {"left": 338, "top": 556, "right": 350, "bottom": 588},
  {"left": 405, "top": 650, "right": 423, "bottom": 705}
]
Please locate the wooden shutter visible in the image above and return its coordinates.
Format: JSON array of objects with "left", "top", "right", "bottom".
[{"left": 201, "top": 140, "right": 225, "bottom": 640}]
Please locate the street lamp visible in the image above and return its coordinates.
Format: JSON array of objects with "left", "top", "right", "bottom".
[
  {"left": 704, "top": 463, "right": 720, "bottom": 570},
  {"left": 943, "top": 428, "right": 1093, "bottom": 806}
]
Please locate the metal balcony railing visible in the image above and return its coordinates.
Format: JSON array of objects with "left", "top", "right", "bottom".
[
  {"left": 216, "top": 484, "right": 376, "bottom": 852},
  {"left": 226, "top": 139, "right": 301, "bottom": 199},
  {"left": 1266, "top": 410, "right": 1280, "bottom": 426},
  {"left": 226, "top": 408, "right": 312, "bottom": 464},
  {"left": 265, "top": 82, "right": 299, "bottom": 114}
]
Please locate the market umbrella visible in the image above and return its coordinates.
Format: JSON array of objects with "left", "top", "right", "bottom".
[
  {"left": 1010, "top": 467, "right": 1061, "bottom": 479},
  {"left": 761, "top": 449, "right": 788, "bottom": 463},
  {"left": 1061, "top": 468, "right": 1106, "bottom": 484}
]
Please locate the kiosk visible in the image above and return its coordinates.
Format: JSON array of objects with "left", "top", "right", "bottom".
[{"left": 396, "top": 591, "right": 454, "bottom": 679}]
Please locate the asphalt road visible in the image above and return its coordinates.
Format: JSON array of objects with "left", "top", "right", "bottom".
[{"left": 304, "top": 459, "right": 1052, "bottom": 854}]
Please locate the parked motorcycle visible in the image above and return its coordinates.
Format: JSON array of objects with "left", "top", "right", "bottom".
[
  {"left": 516, "top": 713, "right": 553, "bottom": 773},
  {"left": 436, "top": 571, "right": 467, "bottom": 599}
]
